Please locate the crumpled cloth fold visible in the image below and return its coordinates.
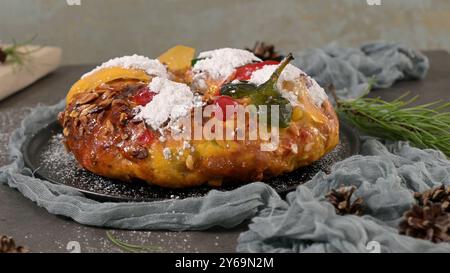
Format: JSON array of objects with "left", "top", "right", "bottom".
[{"left": 293, "top": 41, "right": 429, "bottom": 100}]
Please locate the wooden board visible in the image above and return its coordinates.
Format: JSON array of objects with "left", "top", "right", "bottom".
[{"left": 0, "top": 46, "right": 62, "bottom": 101}]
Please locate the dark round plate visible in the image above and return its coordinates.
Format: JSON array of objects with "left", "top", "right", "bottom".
[{"left": 23, "top": 120, "right": 359, "bottom": 202}]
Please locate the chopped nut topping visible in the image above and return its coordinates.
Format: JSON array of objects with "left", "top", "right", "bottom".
[
  {"left": 80, "top": 104, "right": 96, "bottom": 116},
  {"left": 76, "top": 92, "right": 99, "bottom": 105},
  {"left": 112, "top": 99, "right": 129, "bottom": 107},
  {"left": 105, "top": 120, "right": 114, "bottom": 133},
  {"left": 69, "top": 110, "right": 79, "bottom": 118},
  {"left": 185, "top": 155, "right": 195, "bottom": 170},
  {"left": 119, "top": 112, "right": 128, "bottom": 124},
  {"left": 78, "top": 125, "right": 84, "bottom": 136},
  {"left": 98, "top": 98, "right": 113, "bottom": 109},
  {"left": 79, "top": 115, "right": 88, "bottom": 126},
  {"left": 63, "top": 127, "right": 70, "bottom": 136},
  {"left": 126, "top": 145, "right": 148, "bottom": 159}
]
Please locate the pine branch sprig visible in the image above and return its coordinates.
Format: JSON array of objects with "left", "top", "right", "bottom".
[
  {"left": 335, "top": 92, "right": 450, "bottom": 157},
  {"left": 0, "top": 35, "right": 41, "bottom": 67}
]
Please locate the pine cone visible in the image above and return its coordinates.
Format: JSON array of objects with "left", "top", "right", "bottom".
[
  {"left": 0, "top": 47, "right": 7, "bottom": 63},
  {"left": 414, "top": 184, "right": 450, "bottom": 212},
  {"left": 0, "top": 235, "right": 29, "bottom": 253},
  {"left": 246, "top": 41, "right": 283, "bottom": 61},
  {"left": 399, "top": 204, "right": 450, "bottom": 243},
  {"left": 325, "top": 185, "right": 364, "bottom": 216}
]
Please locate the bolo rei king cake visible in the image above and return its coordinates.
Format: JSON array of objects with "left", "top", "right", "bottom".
[{"left": 58, "top": 46, "right": 339, "bottom": 188}]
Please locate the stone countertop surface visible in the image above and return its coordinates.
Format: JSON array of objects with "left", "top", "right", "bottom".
[{"left": 0, "top": 51, "right": 449, "bottom": 253}]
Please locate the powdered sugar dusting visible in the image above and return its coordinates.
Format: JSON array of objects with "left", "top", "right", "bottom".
[
  {"left": 307, "top": 77, "right": 329, "bottom": 107},
  {"left": 281, "top": 91, "right": 300, "bottom": 107},
  {"left": 163, "top": 148, "right": 172, "bottom": 160},
  {"left": 248, "top": 64, "right": 328, "bottom": 107},
  {"left": 82, "top": 55, "right": 168, "bottom": 79},
  {"left": 134, "top": 77, "right": 199, "bottom": 131},
  {"left": 193, "top": 48, "right": 261, "bottom": 80}
]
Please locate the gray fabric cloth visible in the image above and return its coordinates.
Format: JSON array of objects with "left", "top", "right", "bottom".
[
  {"left": 237, "top": 139, "right": 450, "bottom": 253},
  {"left": 0, "top": 42, "right": 447, "bottom": 252},
  {"left": 293, "top": 41, "right": 429, "bottom": 100}
]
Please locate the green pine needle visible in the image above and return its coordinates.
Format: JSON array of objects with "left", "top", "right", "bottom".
[
  {"left": 336, "top": 92, "right": 450, "bottom": 157},
  {"left": 106, "top": 231, "right": 163, "bottom": 253},
  {"left": 1, "top": 35, "right": 41, "bottom": 67}
]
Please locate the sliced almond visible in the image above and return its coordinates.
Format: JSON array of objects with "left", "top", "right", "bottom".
[
  {"left": 74, "top": 118, "right": 80, "bottom": 127},
  {"left": 101, "top": 90, "right": 112, "bottom": 99},
  {"left": 69, "top": 110, "right": 79, "bottom": 118},
  {"left": 80, "top": 104, "right": 96, "bottom": 116},
  {"left": 98, "top": 98, "right": 113, "bottom": 109},
  {"left": 59, "top": 112, "right": 69, "bottom": 127},
  {"left": 105, "top": 120, "right": 114, "bottom": 133},
  {"left": 119, "top": 112, "right": 128, "bottom": 124},
  {"left": 63, "top": 116, "right": 69, "bottom": 127},
  {"left": 79, "top": 115, "right": 88, "bottom": 125},
  {"left": 76, "top": 92, "right": 99, "bottom": 105},
  {"left": 77, "top": 104, "right": 91, "bottom": 112},
  {"left": 63, "top": 127, "right": 70, "bottom": 137},
  {"left": 78, "top": 125, "right": 84, "bottom": 136},
  {"left": 95, "top": 89, "right": 107, "bottom": 94},
  {"left": 105, "top": 90, "right": 116, "bottom": 99},
  {"left": 185, "top": 155, "right": 195, "bottom": 170},
  {"left": 112, "top": 99, "right": 128, "bottom": 107}
]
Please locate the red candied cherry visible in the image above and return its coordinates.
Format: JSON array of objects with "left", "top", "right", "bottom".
[
  {"left": 214, "top": 96, "right": 239, "bottom": 121},
  {"left": 133, "top": 87, "right": 156, "bottom": 106},
  {"left": 234, "top": 60, "right": 280, "bottom": 81},
  {"left": 137, "top": 129, "right": 155, "bottom": 144}
]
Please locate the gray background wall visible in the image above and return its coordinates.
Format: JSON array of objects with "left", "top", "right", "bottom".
[{"left": 0, "top": 0, "right": 449, "bottom": 65}]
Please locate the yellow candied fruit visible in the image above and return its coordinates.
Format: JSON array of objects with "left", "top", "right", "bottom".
[
  {"left": 158, "top": 45, "right": 195, "bottom": 72},
  {"left": 297, "top": 89, "right": 327, "bottom": 125},
  {"left": 66, "top": 67, "right": 150, "bottom": 104},
  {"left": 194, "top": 140, "right": 236, "bottom": 158},
  {"left": 206, "top": 83, "right": 220, "bottom": 96},
  {"left": 292, "top": 106, "right": 304, "bottom": 121}
]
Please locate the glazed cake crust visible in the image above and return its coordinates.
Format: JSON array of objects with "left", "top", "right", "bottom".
[{"left": 59, "top": 49, "right": 339, "bottom": 188}]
